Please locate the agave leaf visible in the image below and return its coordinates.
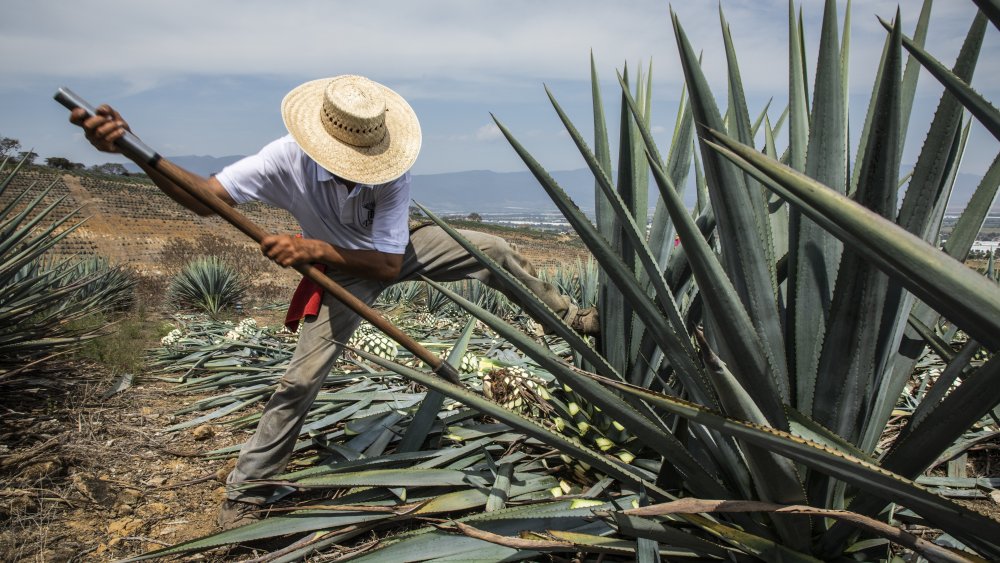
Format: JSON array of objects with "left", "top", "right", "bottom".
[
  {"left": 719, "top": 6, "right": 754, "bottom": 148},
  {"left": 751, "top": 99, "right": 773, "bottom": 138},
  {"left": 599, "top": 63, "right": 632, "bottom": 375},
  {"left": 626, "top": 64, "right": 666, "bottom": 383},
  {"left": 897, "top": 0, "right": 933, "bottom": 147},
  {"left": 485, "top": 461, "right": 514, "bottom": 512},
  {"left": 883, "top": 13, "right": 999, "bottom": 140},
  {"left": 763, "top": 117, "right": 790, "bottom": 267},
  {"left": 397, "top": 317, "right": 476, "bottom": 453},
  {"left": 591, "top": 52, "right": 614, "bottom": 240},
  {"left": 0, "top": 155, "right": 30, "bottom": 200},
  {"left": 904, "top": 339, "right": 979, "bottom": 435},
  {"left": 415, "top": 477, "right": 558, "bottom": 515},
  {"left": 972, "top": 0, "right": 1000, "bottom": 29},
  {"left": 874, "top": 118, "right": 970, "bottom": 446},
  {"left": 704, "top": 131, "right": 1000, "bottom": 352},
  {"left": 933, "top": 430, "right": 1000, "bottom": 469},
  {"left": 671, "top": 9, "right": 789, "bottom": 401},
  {"left": 548, "top": 530, "right": 647, "bottom": 557},
  {"left": 944, "top": 153, "right": 1000, "bottom": 260},
  {"left": 277, "top": 468, "right": 484, "bottom": 489},
  {"left": 809, "top": 8, "right": 901, "bottom": 447},
  {"left": 840, "top": 0, "right": 851, "bottom": 119},
  {"left": 784, "top": 406, "right": 870, "bottom": 461},
  {"left": 879, "top": 352, "right": 1000, "bottom": 482},
  {"left": 626, "top": 499, "right": 969, "bottom": 563},
  {"left": 790, "top": 0, "right": 849, "bottom": 417},
  {"left": 647, "top": 82, "right": 694, "bottom": 272},
  {"left": 869, "top": 122, "right": 972, "bottom": 386},
  {"left": 895, "top": 13, "right": 986, "bottom": 239},
  {"left": 118, "top": 510, "right": 392, "bottom": 561},
  {"left": 693, "top": 141, "right": 709, "bottom": 214},
  {"left": 848, "top": 27, "right": 890, "bottom": 197},
  {"left": 353, "top": 499, "right": 622, "bottom": 562},
  {"left": 788, "top": 0, "right": 809, "bottom": 172},
  {"left": 162, "top": 396, "right": 263, "bottom": 432},
  {"left": 612, "top": 513, "right": 732, "bottom": 558},
  {"left": 850, "top": 0, "right": 931, "bottom": 197},
  {"left": 720, "top": 5, "right": 777, "bottom": 285},
  {"left": 0, "top": 209, "right": 85, "bottom": 282},
  {"left": 279, "top": 448, "right": 454, "bottom": 482}
]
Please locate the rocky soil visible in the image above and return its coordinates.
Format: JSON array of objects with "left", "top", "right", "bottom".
[{"left": 0, "top": 363, "right": 254, "bottom": 561}]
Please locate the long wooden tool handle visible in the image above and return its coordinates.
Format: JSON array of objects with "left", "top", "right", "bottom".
[{"left": 55, "top": 87, "right": 461, "bottom": 385}]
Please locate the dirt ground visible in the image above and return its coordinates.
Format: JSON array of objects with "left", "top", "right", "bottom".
[{"left": 0, "top": 362, "right": 255, "bottom": 562}]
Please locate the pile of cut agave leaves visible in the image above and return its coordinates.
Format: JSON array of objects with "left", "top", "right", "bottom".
[{"left": 132, "top": 284, "right": 658, "bottom": 562}]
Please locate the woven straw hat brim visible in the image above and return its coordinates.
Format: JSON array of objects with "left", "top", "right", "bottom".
[{"left": 281, "top": 77, "right": 421, "bottom": 185}]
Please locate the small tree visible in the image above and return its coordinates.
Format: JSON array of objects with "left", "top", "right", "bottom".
[
  {"left": 90, "top": 162, "right": 129, "bottom": 176},
  {"left": 466, "top": 212, "right": 482, "bottom": 222},
  {"left": 45, "top": 157, "right": 85, "bottom": 171},
  {"left": 0, "top": 136, "right": 21, "bottom": 159},
  {"left": 16, "top": 150, "right": 38, "bottom": 165}
]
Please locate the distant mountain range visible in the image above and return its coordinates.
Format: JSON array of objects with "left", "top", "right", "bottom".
[{"left": 125, "top": 155, "right": 995, "bottom": 214}]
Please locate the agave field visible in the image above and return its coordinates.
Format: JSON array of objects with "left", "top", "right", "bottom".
[
  {"left": 5, "top": 0, "right": 1000, "bottom": 561},
  {"left": 0, "top": 158, "right": 136, "bottom": 384}
]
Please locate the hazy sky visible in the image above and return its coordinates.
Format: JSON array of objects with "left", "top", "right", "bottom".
[{"left": 1, "top": 0, "right": 997, "bottom": 177}]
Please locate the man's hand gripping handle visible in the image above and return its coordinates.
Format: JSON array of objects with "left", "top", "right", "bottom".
[{"left": 53, "top": 87, "right": 161, "bottom": 166}]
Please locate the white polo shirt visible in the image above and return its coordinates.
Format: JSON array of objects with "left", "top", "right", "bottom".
[{"left": 215, "top": 135, "right": 411, "bottom": 254}]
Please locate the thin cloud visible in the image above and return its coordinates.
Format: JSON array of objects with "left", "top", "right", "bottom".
[{"left": 474, "top": 123, "right": 503, "bottom": 142}]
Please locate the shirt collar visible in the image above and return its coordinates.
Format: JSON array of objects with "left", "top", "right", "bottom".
[{"left": 315, "top": 165, "right": 374, "bottom": 196}]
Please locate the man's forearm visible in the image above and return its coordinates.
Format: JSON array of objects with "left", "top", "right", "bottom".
[
  {"left": 316, "top": 244, "right": 403, "bottom": 281},
  {"left": 308, "top": 239, "right": 403, "bottom": 281}
]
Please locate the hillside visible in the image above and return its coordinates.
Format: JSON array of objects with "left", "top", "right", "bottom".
[
  {"left": 1, "top": 167, "right": 591, "bottom": 288},
  {"left": 131, "top": 155, "right": 996, "bottom": 214}
]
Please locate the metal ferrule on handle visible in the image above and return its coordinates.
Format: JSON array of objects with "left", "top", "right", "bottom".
[
  {"left": 54, "top": 87, "right": 462, "bottom": 386},
  {"left": 54, "top": 87, "right": 161, "bottom": 166}
]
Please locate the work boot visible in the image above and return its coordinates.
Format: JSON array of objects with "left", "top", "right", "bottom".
[
  {"left": 217, "top": 499, "right": 262, "bottom": 530},
  {"left": 570, "top": 307, "right": 600, "bottom": 336}
]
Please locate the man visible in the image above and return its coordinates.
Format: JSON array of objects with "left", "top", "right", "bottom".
[{"left": 71, "top": 74, "right": 598, "bottom": 529}]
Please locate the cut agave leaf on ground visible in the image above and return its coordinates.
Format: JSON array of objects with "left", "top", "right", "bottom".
[
  {"left": 625, "top": 499, "right": 970, "bottom": 563},
  {"left": 352, "top": 344, "right": 778, "bottom": 544},
  {"left": 417, "top": 277, "right": 744, "bottom": 506},
  {"left": 117, "top": 510, "right": 392, "bottom": 562}
]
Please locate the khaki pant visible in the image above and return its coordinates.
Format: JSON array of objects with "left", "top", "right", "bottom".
[{"left": 227, "top": 226, "right": 576, "bottom": 502}]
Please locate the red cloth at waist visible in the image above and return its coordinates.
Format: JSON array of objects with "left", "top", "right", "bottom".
[{"left": 284, "top": 263, "right": 325, "bottom": 332}]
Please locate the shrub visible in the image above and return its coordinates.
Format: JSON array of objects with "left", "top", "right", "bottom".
[{"left": 168, "top": 256, "right": 248, "bottom": 315}]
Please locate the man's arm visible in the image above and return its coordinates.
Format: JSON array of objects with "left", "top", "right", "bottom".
[
  {"left": 70, "top": 104, "right": 399, "bottom": 279},
  {"left": 260, "top": 235, "right": 403, "bottom": 281},
  {"left": 70, "top": 104, "right": 236, "bottom": 215}
]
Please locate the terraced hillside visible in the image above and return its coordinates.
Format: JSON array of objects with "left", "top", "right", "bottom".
[{"left": 2, "top": 166, "right": 590, "bottom": 283}]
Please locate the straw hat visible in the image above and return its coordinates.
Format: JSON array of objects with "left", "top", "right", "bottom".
[{"left": 281, "top": 75, "right": 421, "bottom": 185}]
